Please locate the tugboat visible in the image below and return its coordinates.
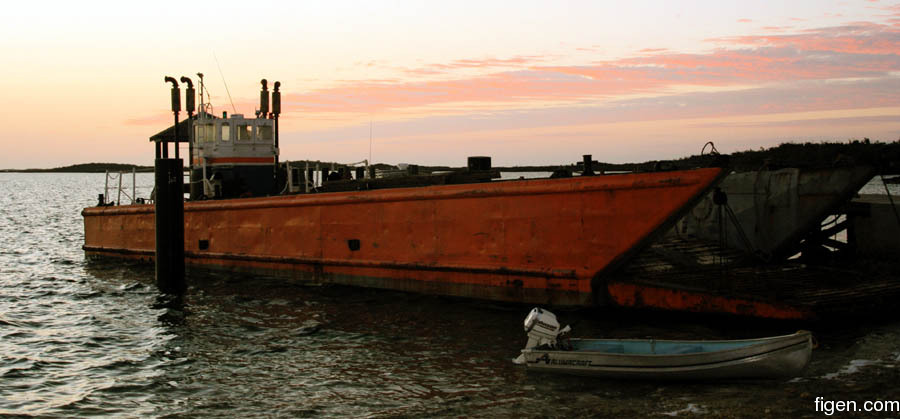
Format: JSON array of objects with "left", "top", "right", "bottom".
[
  {"left": 83, "top": 76, "right": 727, "bottom": 306},
  {"left": 148, "top": 76, "right": 281, "bottom": 200}
]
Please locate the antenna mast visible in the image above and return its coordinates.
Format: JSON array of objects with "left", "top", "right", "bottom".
[
  {"left": 197, "top": 73, "right": 205, "bottom": 119},
  {"left": 213, "top": 52, "right": 237, "bottom": 114}
]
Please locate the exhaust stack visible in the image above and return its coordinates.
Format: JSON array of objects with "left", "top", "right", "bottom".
[
  {"left": 180, "top": 76, "right": 195, "bottom": 114},
  {"left": 162, "top": 76, "right": 180, "bottom": 159},
  {"left": 259, "top": 79, "right": 270, "bottom": 117}
]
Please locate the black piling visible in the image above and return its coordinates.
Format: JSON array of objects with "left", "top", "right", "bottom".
[
  {"left": 467, "top": 156, "right": 492, "bottom": 171},
  {"left": 155, "top": 158, "right": 185, "bottom": 294},
  {"left": 582, "top": 154, "right": 594, "bottom": 176},
  {"left": 156, "top": 76, "right": 186, "bottom": 294}
]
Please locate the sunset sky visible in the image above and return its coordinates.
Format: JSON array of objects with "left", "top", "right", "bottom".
[{"left": 1, "top": 0, "right": 898, "bottom": 169}]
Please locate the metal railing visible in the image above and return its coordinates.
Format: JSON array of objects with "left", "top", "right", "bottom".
[{"left": 102, "top": 168, "right": 138, "bottom": 205}]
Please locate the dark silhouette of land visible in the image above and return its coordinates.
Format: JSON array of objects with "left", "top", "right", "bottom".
[
  {"left": 3, "top": 140, "right": 898, "bottom": 174},
  {"left": 1, "top": 163, "right": 154, "bottom": 173},
  {"left": 502, "top": 140, "right": 900, "bottom": 174}
]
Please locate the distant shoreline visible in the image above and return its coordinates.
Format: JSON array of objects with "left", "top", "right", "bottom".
[
  {"left": 2, "top": 141, "right": 899, "bottom": 174},
  {"left": 0, "top": 163, "right": 153, "bottom": 173}
]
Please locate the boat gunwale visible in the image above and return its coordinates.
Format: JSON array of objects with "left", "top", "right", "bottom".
[
  {"left": 520, "top": 331, "right": 812, "bottom": 367},
  {"left": 82, "top": 167, "right": 724, "bottom": 216},
  {"left": 522, "top": 340, "right": 811, "bottom": 378}
]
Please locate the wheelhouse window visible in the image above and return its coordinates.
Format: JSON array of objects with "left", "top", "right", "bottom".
[
  {"left": 258, "top": 124, "right": 273, "bottom": 141},
  {"left": 237, "top": 124, "right": 252, "bottom": 141},
  {"left": 195, "top": 123, "right": 214, "bottom": 143},
  {"left": 220, "top": 122, "right": 230, "bottom": 141}
]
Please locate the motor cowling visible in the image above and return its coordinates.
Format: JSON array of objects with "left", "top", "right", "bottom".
[
  {"left": 524, "top": 307, "right": 562, "bottom": 339},
  {"left": 513, "top": 307, "right": 571, "bottom": 364}
]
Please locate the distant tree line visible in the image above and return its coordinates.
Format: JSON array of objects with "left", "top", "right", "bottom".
[
  {"left": 499, "top": 140, "right": 900, "bottom": 174},
  {"left": 1, "top": 163, "right": 154, "bottom": 173},
  {"left": 4, "top": 140, "right": 899, "bottom": 174},
  {"left": 677, "top": 140, "right": 900, "bottom": 173}
]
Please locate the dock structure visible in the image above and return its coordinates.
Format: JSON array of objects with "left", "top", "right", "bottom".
[
  {"left": 671, "top": 165, "right": 876, "bottom": 260},
  {"left": 606, "top": 169, "right": 900, "bottom": 321},
  {"left": 848, "top": 194, "right": 900, "bottom": 257},
  {"left": 606, "top": 255, "right": 900, "bottom": 320}
]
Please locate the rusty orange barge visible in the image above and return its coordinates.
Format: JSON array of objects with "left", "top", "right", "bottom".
[
  {"left": 84, "top": 168, "right": 725, "bottom": 305},
  {"left": 82, "top": 77, "right": 726, "bottom": 306}
]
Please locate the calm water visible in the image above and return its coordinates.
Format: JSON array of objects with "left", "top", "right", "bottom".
[{"left": 1, "top": 172, "right": 899, "bottom": 417}]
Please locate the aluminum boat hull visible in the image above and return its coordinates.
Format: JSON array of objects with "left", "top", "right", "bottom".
[{"left": 520, "top": 331, "right": 812, "bottom": 380}]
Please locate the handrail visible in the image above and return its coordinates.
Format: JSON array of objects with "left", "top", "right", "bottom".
[{"left": 101, "top": 168, "right": 141, "bottom": 205}]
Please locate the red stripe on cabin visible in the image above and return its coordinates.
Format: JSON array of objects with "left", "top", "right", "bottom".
[{"left": 205, "top": 157, "right": 274, "bottom": 164}]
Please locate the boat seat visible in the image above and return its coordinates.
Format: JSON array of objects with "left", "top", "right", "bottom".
[
  {"left": 663, "top": 345, "right": 704, "bottom": 355},
  {"left": 580, "top": 343, "right": 625, "bottom": 353}
]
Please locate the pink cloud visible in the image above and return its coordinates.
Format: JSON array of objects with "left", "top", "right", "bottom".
[
  {"left": 403, "top": 55, "right": 548, "bottom": 77},
  {"left": 292, "top": 78, "right": 900, "bottom": 140},
  {"left": 737, "top": 18, "right": 753, "bottom": 23},
  {"left": 710, "top": 22, "right": 900, "bottom": 55},
  {"left": 273, "top": 21, "right": 900, "bottom": 122}
]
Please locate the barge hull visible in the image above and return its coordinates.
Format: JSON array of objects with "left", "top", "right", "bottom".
[{"left": 83, "top": 168, "right": 725, "bottom": 305}]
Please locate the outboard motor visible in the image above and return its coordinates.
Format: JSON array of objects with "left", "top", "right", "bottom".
[{"left": 513, "top": 307, "right": 571, "bottom": 364}]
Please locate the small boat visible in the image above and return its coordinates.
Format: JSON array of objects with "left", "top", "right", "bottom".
[{"left": 513, "top": 308, "right": 813, "bottom": 380}]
